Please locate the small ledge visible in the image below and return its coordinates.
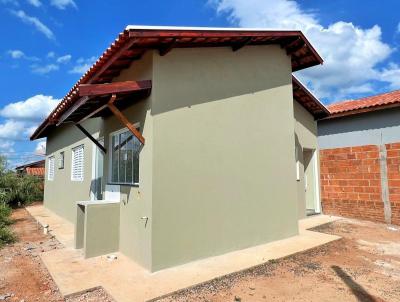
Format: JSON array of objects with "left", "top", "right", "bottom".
[{"left": 76, "top": 200, "right": 121, "bottom": 206}]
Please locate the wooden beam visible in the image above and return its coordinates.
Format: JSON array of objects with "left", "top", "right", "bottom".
[
  {"left": 79, "top": 80, "right": 152, "bottom": 97},
  {"left": 56, "top": 96, "right": 90, "bottom": 126},
  {"left": 159, "top": 38, "right": 176, "bottom": 56},
  {"left": 232, "top": 37, "right": 253, "bottom": 51},
  {"left": 286, "top": 42, "right": 306, "bottom": 55},
  {"left": 107, "top": 94, "right": 145, "bottom": 145},
  {"left": 75, "top": 123, "right": 106, "bottom": 153}
]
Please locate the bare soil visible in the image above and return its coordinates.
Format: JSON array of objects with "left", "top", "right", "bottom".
[
  {"left": 157, "top": 219, "right": 400, "bottom": 302},
  {"left": 2, "top": 208, "right": 400, "bottom": 302},
  {"left": 0, "top": 207, "right": 114, "bottom": 302}
]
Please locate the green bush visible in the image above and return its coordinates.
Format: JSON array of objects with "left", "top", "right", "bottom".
[
  {"left": 0, "top": 227, "right": 16, "bottom": 247},
  {"left": 0, "top": 204, "right": 15, "bottom": 247},
  {"left": 0, "top": 155, "right": 43, "bottom": 206}
]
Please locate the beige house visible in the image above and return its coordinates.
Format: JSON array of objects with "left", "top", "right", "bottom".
[{"left": 31, "top": 26, "right": 328, "bottom": 272}]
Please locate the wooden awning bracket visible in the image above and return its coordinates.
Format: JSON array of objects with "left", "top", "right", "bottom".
[
  {"left": 107, "top": 94, "right": 145, "bottom": 145},
  {"left": 75, "top": 123, "right": 107, "bottom": 154}
]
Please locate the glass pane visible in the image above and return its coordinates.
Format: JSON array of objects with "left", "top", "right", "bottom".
[
  {"left": 111, "top": 134, "right": 119, "bottom": 182},
  {"left": 126, "top": 134, "right": 133, "bottom": 184},
  {"left": 119, "top": 132, "right": 127, "bottom": 183},
  {"left": 133, "top": 136, "right": 140, "bottom": 183}
]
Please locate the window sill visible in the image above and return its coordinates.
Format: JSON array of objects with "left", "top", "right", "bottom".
[{"left": 107, "top": 182, "right": 139, "bottom": 187}]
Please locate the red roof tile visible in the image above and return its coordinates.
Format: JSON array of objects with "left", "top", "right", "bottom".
[
  {"left": 30, "top": 26, "right": 323, "bottom": 140},
  {"left": 26, "top": 167, "right": 45, "bottom": 176},
  {"left": 327, "top": 90, "right": 400, "bottom": 118}
]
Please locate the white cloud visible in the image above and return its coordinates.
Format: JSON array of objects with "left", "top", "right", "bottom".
[
  {"left": 35, "top": 140, "right": 46, "bottom": 155},
  {"left": 31, "top": 63, "right": 59, "bottom": 74},
  {"left": 0, "top": 94, "right": 59, "bottom": 121},
  {"left": 27, "top": 0, "right": 41, "bottom": 7},
  {"left": 56, "top": 54, "right": 71, "bottom": 63},
  {"left": 11, "top": 10, "right": 55, "bottom": 40},
  {"left": 47, "top": 51, "right": 55, "bottom": 58},
  {"left": 8, "top": 49, "right": 24, "bottom": 59},
  {"left": 50, "top": 0, "right": 76, "bottom": 9},
  {"left": 0, "top": 141, "right": 15, "bottom": 152},
  {"left": 7, "top": 49, "right": 39, "bottom": 61},
  {"left": 0, "top": 120, "right": 27, "bottom": 140},
  {"left": 69, "top": 56, "right": 96, "bottom": 74},
  {"left": 210, "top": 0, "right": 400, "bottom": 101}
]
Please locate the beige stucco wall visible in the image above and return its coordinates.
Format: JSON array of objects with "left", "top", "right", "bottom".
[
  {"left": 150, "top": 46, "right": 299, "bottom": 271},
  {"left": 44, "top": 118, "right": 102, "bottom": 222},
  {"left": 102, "top": 51, "right": 154, "bottom": 269},
  {"left": 293, "top": 100, "right": 318, "bottom": 218}
]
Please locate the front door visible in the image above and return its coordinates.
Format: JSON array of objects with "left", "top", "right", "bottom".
[
  {"left": 91, "top": 138, "right": 104, "bottom": 200},
  {"left": 303, "top": 149, "right": 320, "bottom": 215}
]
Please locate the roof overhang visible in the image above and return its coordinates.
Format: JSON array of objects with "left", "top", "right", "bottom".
[
  {"left": 292, "top": 76, "right": 329, "bottom": 119},
  {"left": 31, "top": 26, "right": 323, "bottom": 140}
]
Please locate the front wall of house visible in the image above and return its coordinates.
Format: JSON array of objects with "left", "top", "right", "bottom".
[
  {"left": 150, "top": 46, "right": 298, "bottom": 271},
  {"left": 102, "top": 51, "right": 154, "bottom": 269},
  {"left": 293, "top": 100, "right": 319, "bottom": 218},
  {"left": 44, "top": 118, "right": 102, "bottom": 222}
]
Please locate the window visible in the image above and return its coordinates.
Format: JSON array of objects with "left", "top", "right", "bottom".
[
  {"left": 48, "top": 156, "right": 55, "bottom": 181},
  {"left": 110, "top": 128, "right": 140, "bottom": 185},
  {"left": 58, "top": 151, "right": 65, "bottom": 169},
  {"left": 71, "top": 145, "right": 84, "bottom": 181}
]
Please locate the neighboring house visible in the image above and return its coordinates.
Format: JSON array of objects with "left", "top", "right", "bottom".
[
  {"left": 31, "top": 26, "right": 328, "bottom": 272},
  {"left": 15, "top": 160, "right": 45, "bottom": 178},
  {"left": 318, "top": 90, "right": 400, "bottom": 225}
]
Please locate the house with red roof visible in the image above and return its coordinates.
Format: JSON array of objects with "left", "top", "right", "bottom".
[
  {"left": 30, "top": 26, "right": 328, "bottom": 271},
  {"left": 318, "top": 90, "right": 400, "bottom": 225}
]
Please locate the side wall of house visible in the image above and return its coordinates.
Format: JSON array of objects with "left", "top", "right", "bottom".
[
  {"left": 102, "top": 51, "right": 154, "bottom": 270},
  {"left": 318, "top": 108, "right": 400, "bottom": 225},
  {"left": 150, "top": 46, "right": 298, "bottom": 271},
  {"left": 293, "top": 100, "right": 319, "bottom": 219},
  {"left": 44, "top": 118, "right": 102, "bottom": 222}
]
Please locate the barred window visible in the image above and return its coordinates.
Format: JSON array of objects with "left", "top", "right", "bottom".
[{"left": 110, "top": 128, "right": 140, "bottom": 185}]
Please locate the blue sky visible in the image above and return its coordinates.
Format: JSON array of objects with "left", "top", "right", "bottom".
[{"left": 0, "top": 0, "right": 400, "bottom": 166}]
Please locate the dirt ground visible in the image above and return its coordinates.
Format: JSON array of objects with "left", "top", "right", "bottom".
[
  {"left": 0, "top": 207, "right": 114, "bottom": 302},
  {"left": 157, "top": 219, "right": 400, "bottom": 302},
  {"left": 1, "top": 208, "right": 400, "bottom": 302}
]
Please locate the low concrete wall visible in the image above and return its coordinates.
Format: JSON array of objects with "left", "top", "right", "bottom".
[{"left": 75, "top": 202, "right": 120, "bottom": 258}]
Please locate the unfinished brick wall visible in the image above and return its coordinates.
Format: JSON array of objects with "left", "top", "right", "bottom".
[
  {"left": 386, "top": 143, "right": 400, "bottom": 225},
  {"left": 320, "top": 145, "right": 386, "bottom": 223}
]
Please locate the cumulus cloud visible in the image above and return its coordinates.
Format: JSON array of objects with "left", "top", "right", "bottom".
[
  {"left": 69, "top": 56, "right": 96, "bottom": 74},
  {"left": 50, "top": 0, "right": 76, "bottom": 10},
  {"left": 0, "top": 120, "right": 27, "bottom": 140},
  {"left": 56, "top": 54, "right": 72, "bottom": 63},
  {"left": 0, "top": 94, "right": 59, "bottom": 122},
  {"left": 10, "top": 10, "right": 54, "bottom": 40},
  {"left": 35, "top": 140, "right": 46, "bottom": 155},
  {"left": 210, "top": 0, "right": 400, "bottom": 101},
  {"left": 0, "top": 141, "right": 15, "bottom": 152},
  {"left": 27, "top": 0, "right": 41, "bottom": 7},
  {"left": 31, "top": 63, "right": 59, "bottom": 74}
]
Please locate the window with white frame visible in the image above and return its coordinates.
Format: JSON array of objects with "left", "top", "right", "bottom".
[
  {"left": 48, "top": 156, "right": 55, "bottom": 181},
  {"left": 58, "top": 151, "right": 65, "bottom": 169},
  {"left": 110, "top": 127, "right": 140, "bottom": 185},
  {"left": 71, "top": 145, "right": 84, "bottom": 181}
]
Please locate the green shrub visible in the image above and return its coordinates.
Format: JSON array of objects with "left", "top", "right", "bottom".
[
  {"left": 0, "top": 226, "right": 16, "bottom": 247},
  {"left": 0, "top": 204, "right": 12, "bottom": 227},
  {"left": 0, "top": 204, "right": 15, "bottom": 247}
]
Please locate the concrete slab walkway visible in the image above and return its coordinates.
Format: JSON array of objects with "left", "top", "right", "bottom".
[
  {"left": 26, "top": 204, "right": 75, "bottom": 248},
  {"left": 27, "top": 205, "right": 341, "bottom": 302}
]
